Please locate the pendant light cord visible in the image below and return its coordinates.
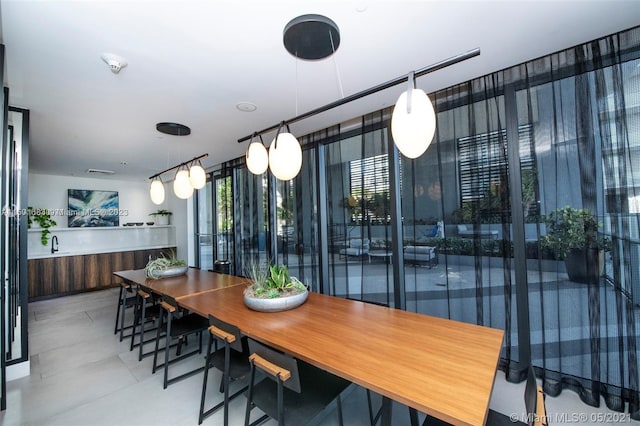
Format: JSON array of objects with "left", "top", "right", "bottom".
[{"left": 330, "top": 30, "right": 344, "bottom": 99}]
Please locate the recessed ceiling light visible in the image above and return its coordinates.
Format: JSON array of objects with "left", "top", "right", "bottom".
[{"left": 236, "top": 102, "right": 257, "bottom": 112}]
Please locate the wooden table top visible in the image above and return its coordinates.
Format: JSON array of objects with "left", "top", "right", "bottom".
[
  {"left": 113, "top": 268, "right": 249, "bottom": 299},
  {"left": 178, "top": 284, "right": 504, "bottom": 426}
]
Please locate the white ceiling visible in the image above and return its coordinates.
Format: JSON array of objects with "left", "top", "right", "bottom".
[{"left": 2, "top": 1, "right": 639, "bottom": 182}]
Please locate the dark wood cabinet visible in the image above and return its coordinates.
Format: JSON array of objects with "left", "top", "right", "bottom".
[{"left": 28, "top": 247, "right": 175, "bottom": 300}]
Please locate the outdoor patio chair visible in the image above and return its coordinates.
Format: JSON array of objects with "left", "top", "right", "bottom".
[{"left": 339, "top": 238, "right": 370, "bottom": 259}]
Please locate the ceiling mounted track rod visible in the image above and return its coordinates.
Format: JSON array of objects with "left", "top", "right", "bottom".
[
  {"left": 237, "top": 48, "right": 480, "bottom": 143},
  {"left": 149, "top": 153, "right": 209, "bottom": 180}
]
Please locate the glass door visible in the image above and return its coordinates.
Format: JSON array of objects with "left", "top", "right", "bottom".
[
  {"left": 273, "top": 146, "right": 319, "bottom": 290},
  {"left": 324, "top": 125, "right": 394, "bottom": 306},
  {"left": 214, "top": 174, "right": 234, "bottom": 274},
  {"left": 195, "top": 178, "right": 213, "bottom": 270}
]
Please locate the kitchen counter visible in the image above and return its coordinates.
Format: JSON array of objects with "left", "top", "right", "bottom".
[{"left": 28, "top": 225, "right": 176, "bottom": 259}]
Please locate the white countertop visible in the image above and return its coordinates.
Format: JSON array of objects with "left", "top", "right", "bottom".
[
  {"left": 28, "top": 225, "right": 174, "bottom": 232},
  {"left": 28, "top": 225, "right": 177, "bottom": 259},
  {"left": 28, "top": 244, "right": 175, "bottom": 259}
]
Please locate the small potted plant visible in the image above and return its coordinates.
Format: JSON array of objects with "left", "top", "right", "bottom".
[
  {"left": 145, "top": 250, "right": 187, "bottom": 279},
  {"left": 149, "top": 209, "right": 172, "bottom": 225},
  {"left": 28, "top": 206, "right": 57, "bottom": 246},
  {"left": 243, "top": 261, "right": 308, "bottom": 312},
  {"left": 541, "top": 206, "right": 610, "bottom": 284}
]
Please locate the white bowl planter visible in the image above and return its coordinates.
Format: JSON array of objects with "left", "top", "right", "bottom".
[
  {"left": 244, "top": 289, "right": 308, "bottom": 313},
  {"left": 153, "top": 265, "right": 188, "bottom": 278}
]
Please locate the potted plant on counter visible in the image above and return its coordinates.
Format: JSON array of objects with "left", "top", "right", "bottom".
[
  {"left": 149, "top": 209, "right": 172, "bottom": 225},
  {"left": 541, "top": 206, "right": 610, "bottom": 284},
  {"left": 28, "top": 206, "right": 57, "bottom": 246},
  {"left": 145, "top": 250, "right": 187, "bottom": 279},
  {"left": 243, "top": 261, "right": 308, "bottom": 312}
]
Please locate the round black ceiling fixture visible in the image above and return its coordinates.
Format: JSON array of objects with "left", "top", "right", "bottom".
[
  {"left": 283, "top": 14, "right": 340, "bottom": 60},
  {"left": 156, "top": 122, "right": 191, "bottom": 136}
]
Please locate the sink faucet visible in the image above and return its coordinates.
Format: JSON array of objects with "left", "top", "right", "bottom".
[{"left": 51, "top": 235, "right": 59, "bottom": 254}]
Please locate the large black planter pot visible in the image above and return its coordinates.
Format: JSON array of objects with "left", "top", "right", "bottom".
[{"left": 564, "top": 248, "right": 604, "bottom": 284}]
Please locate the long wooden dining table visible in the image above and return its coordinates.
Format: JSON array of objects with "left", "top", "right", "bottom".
[
  {"left": 113, "top": 267, "right": 249, "bottom": 299},
  {"left": 113, "top": 268, "right": 504, "bottom": 426}
]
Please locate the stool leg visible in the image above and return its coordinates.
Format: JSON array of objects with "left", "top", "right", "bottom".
[
  {"left": 163, "top": 311, "right": 173, "bottom": 389},
  {"left": 152, "top": 313, "right": 164, "bottom": 374},
  {"left": 130, "top": 296, "right": 140, "bottom": 351},
  {"left": 138, "top": 296, "right": 148, "bottom": 361},
  {"left": 114, "top": 285, "right": 124, "bottom": 334},
  {"left": 198, "top": 333, "right": 214, "bottom": 425},
  {"left": 119, "top": 286, "right": 130, "bottom": 341}
]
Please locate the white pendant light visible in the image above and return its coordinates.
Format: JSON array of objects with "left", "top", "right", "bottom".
[
  {"left": 391, "top": 71, "right": 436, "bottom": 159},
  {"left": 268, "top": 123, "right": 302, "bottom": 181},
  {"left": 149, "top": 177, "right": 165, "bottom": 205},
  {"left": 173, "top": 167, "right": 194, "bottom": 199},
  {"left": 149, "top": 153, "right": 208, "bottom": 202},
  {"left": 246, "top": 133, "right": 269, "bottom": 175},
  {"left": 189, "top": 161, "right": 207, "bottom": 189}
]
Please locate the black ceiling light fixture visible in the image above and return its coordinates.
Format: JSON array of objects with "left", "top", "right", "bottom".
[
  {"left": 244, "top": 14, "right": 340, "bottom": 181},
  {"left": 150, "top": 122, "right": 203, "bottom": 204},
  {"left": 244, "top": 13, "right": 480, "bottom": 179},
  {"left": 156, "top": 122, "right": 191, "bottom": 136},
  {"left": 283, "top": 14, "right": 340, "bottom": 60}
]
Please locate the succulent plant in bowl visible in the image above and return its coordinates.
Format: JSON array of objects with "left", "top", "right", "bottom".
[
  {"left": 145, "top": 250, "right": 187, "bottom": 279},
  {"left": 243, "top": 261, "right": 308, "bottom": 312}
]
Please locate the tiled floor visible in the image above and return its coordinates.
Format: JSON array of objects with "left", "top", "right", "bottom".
[{"left": 1, "top": 288, "right": 636, "bottom": 425}]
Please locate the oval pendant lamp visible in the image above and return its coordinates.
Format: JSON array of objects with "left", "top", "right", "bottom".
[
  {"left": 391, "top": 72, "right": 436, "bottom": 159},
  {"left": 189, "top": 160, "right": 207, "bottom": 189},
  {"left": 173, "top": 166, "right": 194, "bottom": 199},
  {"left": 149, "top": 177, "right": 165, "bottom": 205},
  {"left": 246, "top": 132, "right": 269, "bottom": 175},
  {"left": 268, "top": 122, "right": 302, "bottom": 181}
]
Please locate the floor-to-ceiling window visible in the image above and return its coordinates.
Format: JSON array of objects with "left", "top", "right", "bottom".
[
  {"left": 194, "top": 178, "right": 213, "bottom": 270},
  {"left": 512, "top": 33, "right": 640, "bottom": 413},
  {"left": 401, "top": 82, "right": 523, "bottom": 370},
  {"left": 234, "top": 166, "right": 269, "bottom": 277},
  {"left": 324, "top": 116, "right": 394, "bottom": 305},
  {"left": 214, "top": 173, "right": 234, "bottom": 274},
  {"left": 273, "top": 145, "right": 319, "bottom": 290}
]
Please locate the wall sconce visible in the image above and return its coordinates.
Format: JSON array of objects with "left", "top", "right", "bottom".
[{"left": 149, "top": 153, "right": 208, "bottom": 202}]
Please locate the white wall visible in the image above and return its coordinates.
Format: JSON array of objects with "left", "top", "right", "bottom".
[{"left": 28, "top": 173, "right": 189, "bottom": 262}]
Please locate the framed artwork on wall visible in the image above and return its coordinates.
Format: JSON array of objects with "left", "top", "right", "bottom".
[{"left": 68, "top": 189, "right": 119, "bottom": 227}]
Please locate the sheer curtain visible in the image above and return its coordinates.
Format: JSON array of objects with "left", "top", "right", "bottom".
[
  {"left": 402, "top": 25, "right": 640, "bottom": 418},
  {"left": 514, "top": 27, "right": 640, "bottom": 417},
  {"left": 217, "top": 25, "right": 640, "bottom": 418}
]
